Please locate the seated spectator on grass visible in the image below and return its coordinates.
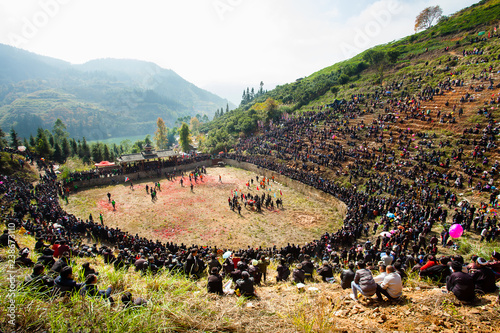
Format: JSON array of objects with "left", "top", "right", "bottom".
[
  {"left": 15, "top": 248, "right": 35, "bottom": 267},
  {"left": 301, "top": 255, "right": 315, "bottom": 280},
  {"left": 276, "top": 258, "right": 290, "bottom": 282},
  {"left": 420, "top": 256, "right": 452, "bottom": 282},
  {"left": 50, "top": 253, "right": 70, "bottom": 275},
  {"left": 393, "top": 260, "right": 407, "bottom": 282},
  {"left": 81, "top": 262, "right": 98, "bottom": 278},
  {"left": 121, "top": 291, "right": 148, "bottom": 308},
  {"left": 317, "top": 261, "right": 334, "bottom": 282},
  {"left": 292, "top": 264, "right": 305, "bottom": 284},
  {"left": 34, "top": 238, "right": 50, "bottom": 253},
  {"left": 235, "top": 271, "right": 256, "bottom": 297},
  {"left": 207, "top": 267, "right": 223, "bottom": 295},
  {"left": 208, "top": 254, "right": 222, "bottom": 273},
  {"left": 351, "top": 261, "right": 377, "bottom": 301},
  {"left": 376, "top": 265, "right": 403, "bottom": 302},
  {"left": 0, "top": 230, "right": 19, "bottom": 249},
  {"left": 37, "top": 248, "right": 55, "bottom": 268},
  {"left": 248, "top": 260, "right": 262, "bottom": 285},
  {"left": 470, "top": 257, "right": 498, "bottom": 294},
  {"left": 446, "top": 261, "right": 475, "bottom": 302},
  {"left": 54, "top": 266, "right": 83, "bottom": 295},
  {"left": 340, "top": 262, "right": 355, "bottom": 289},
  {"left": 79, "top": 274, "right": 113, "bottom": 302},
  {"left": 23, "top": 263, "right": 53, "bottom": 293}
]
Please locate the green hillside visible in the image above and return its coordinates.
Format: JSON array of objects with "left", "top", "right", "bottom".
[
  {"left": 200, "top": 0, "right": 500, "bottom": 152},
  {"left": 0, "top": 47, "right": 233, "bottom": 140}
]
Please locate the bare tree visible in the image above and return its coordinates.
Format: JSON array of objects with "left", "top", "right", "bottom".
[{"left": 414, "top": 5, "right": 443, "bottom": 32}]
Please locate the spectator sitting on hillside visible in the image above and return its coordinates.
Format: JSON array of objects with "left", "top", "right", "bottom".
[
  {"left": 340, "top": 262, "right": 355, "bottom": 289},
  {"left": 15, "top": 248, "right": 35, "bottom": 267},
  {"left": 207, "top": 267, "right": 223, "bottom": 295},
  {"left": 470, "top": 257, "right": 498, "bottom": 295},
  {"left": 351, "top": 261, "right": 377, "bottom": 301},
  {"left": 375, "top": 265, "right": 403, "bottom": 302},
  {"left": 420, "top": 256, "right": 452, "bottom": 282},
  {"left": 49, "top": 253, "right": 70, "bottom": 275},
  {"left": 292, "top": 264, "right": 305, "bottom": 284},
  {"left": 54, "top": 266, "right": 84, "bottom": 295},
  {"left": 121, "top": 291, "right": 148, "bottom": 308},
  {"left": 317, "top": 261, "right": 334, "bottom": 282},
  {"left": 79, "top": 274, "right": 113, "bottom": 303},
  {"left": 301, "top": 255, "right": 315, "bottom": 279},
  {"left": 446, "top": 260, "right": 475, "bottom": 303},
  {"left": 373, "top": 263, "right": 387, "bottom": 284},
  {"left": 81, "top": 262, "right": 98, "bottom": 278},
  {"left": 235, "top": 271, "right": 256, "bottom": 297},
  {"left": 276, "top": 258, "right": 290, "bottom": 282},
  {"left": 0, "top": 229, "right": 19, "bottom": 249},
  {"left": 23, "top": 263, "right": 53, "bottom": 293}
]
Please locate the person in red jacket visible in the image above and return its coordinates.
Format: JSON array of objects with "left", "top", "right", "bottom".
[{"left": 420, "top": 255, "right": 437, "bottom": 271}]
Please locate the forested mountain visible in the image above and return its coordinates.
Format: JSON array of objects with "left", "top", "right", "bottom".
[{"left": 0, "top": 44, "right": 232, "bottom": 140}]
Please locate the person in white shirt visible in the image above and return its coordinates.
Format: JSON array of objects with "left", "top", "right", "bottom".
[
  {"left": 373, "top": 263, "right": 387, "bottom": 284},
  {"left": 375, "top": 265, "right": 402, "bottom": 301}
]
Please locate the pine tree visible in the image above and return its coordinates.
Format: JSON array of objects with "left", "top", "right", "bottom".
[
  {"left": 62, "top": 138, "right": 71, "bottom": 159},
  {"left": 0, "top": 128, "right": 7, "bottom": 148},
  {"left": 10, "top": 127, "right": 20, "bottom": 148},
  {"left": 103, "top": 144, "right": 111, "bottom": 161},
  {"left": 29, "top": 134, "right": 36, "bottom": 148},
  {"left": 91, "top": 143, "right": 103, "bottom": 163},
  {"left": 70, "top": 138, "right": 78, "bottom": 156},
  {"left": 52, "top": 143, "right": 64, "bottom": 163},
  {"left": 226, "top": 103, "right": 229, "bottom": 114}
]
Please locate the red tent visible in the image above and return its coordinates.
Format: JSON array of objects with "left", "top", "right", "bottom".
[{"left": 94, "top": 161, "right": 116, "bottom": 168}]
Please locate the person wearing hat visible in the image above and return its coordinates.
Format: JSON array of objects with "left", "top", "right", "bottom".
[
  {"left": 15, "top": 248, "right": 35, "bottom": 267},
  {"left": 292, "top": 263, "right": 305, "bottom": 284},
  {"left": 470, "top": 257, "right": 498, "bottom": 294},
  {"left": 446, "top": 260, "right": 475, "bottom": 302},
  {"left": 207, "top": 267, "right": 223, "bottom": 295}
]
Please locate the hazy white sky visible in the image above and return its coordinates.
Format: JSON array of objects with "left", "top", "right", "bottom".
[{"left": 0, "top": 0, "right": 479, "bottom": 104}]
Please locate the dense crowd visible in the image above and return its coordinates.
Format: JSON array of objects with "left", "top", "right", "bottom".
[{"left": 2, "top": 34, "right": 500, "bottom": 306}]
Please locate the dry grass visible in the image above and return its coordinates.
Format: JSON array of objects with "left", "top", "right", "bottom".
[{"left": 64, "top": 166, "right": 346, "bottom": 249}]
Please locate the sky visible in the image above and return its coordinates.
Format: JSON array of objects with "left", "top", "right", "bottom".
[{"left": 0, "top": 0, "right": 480, "bottom": 105}]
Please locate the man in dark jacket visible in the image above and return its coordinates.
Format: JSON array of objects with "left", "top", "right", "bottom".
[
  {"left": 79, "top": 274, "right": 113, "bottom": 302},
  {"left": 276, "top": 259, "right": 290, "bottom": 282},
  {"left": 470, "top": 257, "right": 498, "bottom": 294},
  {"left": 54, "top": 266, "right": 83, "bottom": 295},
  {"left": 207, "top": 267, "right": 223, "bottom": 295},
  {"left": 317, "top": 261, "right": 334, "bottom": 282},
  {"left": 340, "top": 262, "right": 356, "bottom": 289},
  {"left": 236, "top": 271, "right": 255, "bottom": 297},
  {"left": 447, "top": 261, "right": 475, "bottom": 302},
  {"left": 292, "top": 264, "right": 305, "bottom": 284},
  {"left": 301, "top": 255, "right": 315, "bottom": 279},
  {"left": 23, "top": 263, "right": 53, "bottom": 293}
]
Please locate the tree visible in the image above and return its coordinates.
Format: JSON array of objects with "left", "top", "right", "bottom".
[
  {"left": 103, "top": 144, "right": 111, "bottom": 161},
  {"left": 91, "top": 143, "right": 103, "bottom": 163},
  {"left": 387, "top": 49, "right": 401, "bottom": 63},
  {"left": 62, "top": 138, "right": 71, "bottom": 159},
  {"left": 178, "top": 122, "right": 192, "bottom": 152},
  {"left": 144, "top": 135, "right": 152, "bottom": 146},
  {"left": 339, "top": 74, "right": 350, "bottom": 86},
  {"left": 36, "top": 128, "right": 52, "bottom": 158},
  {"left": 0, "top": 128, "right": 7, "bottom": 148},
  {"left": 52, "top": 143, "right": 64, "bottom": 164},
  {"left": 10, "top": 127, "right": 21, "bottom": 148},
  {"left": 415, "top": 6, "right": 442, "bottom": 32},
  {"left": 52, "top": 118, "right": 68, "bottom": 144},
  {"left": 154, "top": 117, "right": 169, "bottom": 149},
  {"left": 189, "top": 117, "right": 201, "bottom": 134},
  {"left": 330, "top": 86, "right": 339, "bottom": 97}
]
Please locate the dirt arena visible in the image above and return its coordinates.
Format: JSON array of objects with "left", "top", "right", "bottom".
[{"left": 64, "top": 166, "right": 346, "bottom": 249}]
